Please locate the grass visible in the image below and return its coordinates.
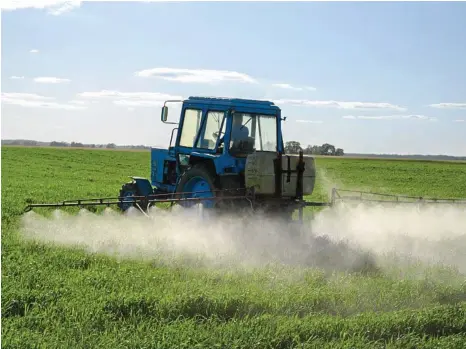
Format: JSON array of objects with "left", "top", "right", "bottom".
[{"left": 2, "top": 146, "right": 466, "bottom": 348}]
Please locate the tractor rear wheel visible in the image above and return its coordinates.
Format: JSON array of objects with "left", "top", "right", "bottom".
[
  {"left": 216, "top": 175, "right": 250, "bottom": 213},
  {"left": 175, "top": 163, "right": 219, "bottom": 208}
]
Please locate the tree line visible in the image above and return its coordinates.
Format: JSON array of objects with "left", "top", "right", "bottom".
[
  {"left": 50, "top": 141, "right": 120, "bottom": 149},
  {"left": 285, "top": 141, "right": 344, "bottom": 156},
  {"left": 3, "top": 138, "right": 344, "bottom": 155},
  {"left": 1, "top": 139, "right": 150, "bottom": 150},
  {"left": 49, "top": 141, "right": 150, "bottom": 149}
]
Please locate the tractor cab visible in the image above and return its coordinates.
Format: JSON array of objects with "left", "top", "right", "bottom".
[
  {"left": 153, "top": 97, "right": 285, "bottom": 193},
  {"left": 161, "top": 96, "right": 284, "bottom": 159}
]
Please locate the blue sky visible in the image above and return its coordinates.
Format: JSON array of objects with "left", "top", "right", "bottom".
[{"left": 1, "top": 1, "right": 466, "bottom": 155}]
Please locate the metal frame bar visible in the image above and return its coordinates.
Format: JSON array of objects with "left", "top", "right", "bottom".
[
  {"left": 23, "top": 188, "right": 254, "bottom": 212},
  {"left": 23, "top": 187, "right": 466, "bottom": 216},
  {"left": 331, "top": 188, "right": 466, "bottom": 205}
]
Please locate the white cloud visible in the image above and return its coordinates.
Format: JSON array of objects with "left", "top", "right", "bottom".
[
  {"left": 77, "top": 90, "right": 183, "bottom": 109},
  {"left": 272, "top": 83, "right": 317, "bottom": 91},
  {"left": 48, "top": 1, "right": 80, "bottom": 15},
  {"left": 429, "top": 103, "right": 466, "bottom": 109},
  {"left": 30, "top": 49, "right": 39, "bottom": 53},
  {"left": 78, "top": 90, "right": 182, "bottom": 100},
  {"left": 113, "top": 100, "right": 165, "bottom": 107},
  {"left": 295, "top": 119, "right": 324, "bottom": 123},
  {"left": 342, "top": 114, "right": 436, "bottom": 121},
  {"left": 135, "top": 67, "right": 257, "bottom": 84},
  {"left": 454, "top": 119, "right": 465, "bottom": 123},
  {"left": 10, "top": 76, "right": 25, "bottom": 80},
  {"left": 2, "top": 1, "right": 81, "bottom": 15},
  {"left": 2, "top": 93, "right": 54, "bottom": 100},
  {"left": 1, "top": 92, "right": 85, "bottom": 110},
  {"left": 274, "top": 99, "right": 407, "bottom": 111},
  {"left": 34, "top": 77, "right": 71, "bottom": 84},
  {"left": 69, "top": 100, "right": 88, "bottom": 105},
  {"left": 273, "top": 83, "right": 303, "bottom": 91}
]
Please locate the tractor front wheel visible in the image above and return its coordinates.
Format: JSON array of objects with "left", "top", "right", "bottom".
[
  {"left": 117, "top": 182, "right": 151, "bottom": 212},
  {"left": 175, "top": 163, "right": 218, "bottom": 208},
  {"left": 117, "top": 182, "right": 138, "bottom": 212}
]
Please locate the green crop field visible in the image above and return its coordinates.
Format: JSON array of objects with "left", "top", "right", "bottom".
[{"left": 2, "top": 146, "right": 466, "bottom": 348}]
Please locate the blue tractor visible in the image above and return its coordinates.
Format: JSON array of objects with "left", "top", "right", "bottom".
[
  {"left": 115, "top": 96, "right": 327, "bottom": 221},
  {"left": 24, "top": 96, "right": 348, "bottom": 220}
]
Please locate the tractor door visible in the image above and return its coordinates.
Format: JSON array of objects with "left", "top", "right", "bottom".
[
  {"left": 228, "top": 112, "right": 278, "bottom": 157},
  {"left": 175, "top": 107, "right": 204, "bottom": 173},
  {"left": 195, "top": 110, "right": 226, "bottom": 153}
]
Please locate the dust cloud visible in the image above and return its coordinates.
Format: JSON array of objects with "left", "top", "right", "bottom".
[
  {"left": 19, "top": 200, "right": 466, "bottom": 276},
  {"left": 312, "top": 202, "right": 466, "bottom": 274}
]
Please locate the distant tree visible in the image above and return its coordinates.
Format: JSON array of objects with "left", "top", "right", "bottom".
[
  {"left": 311, "top": 145, "right": 322, "bottom": 155},
  {"left": 106, "top": 143, "right": 116, "bottom": 149},
  {"left": 285, "top": 141, "right": 302, "bottom": 154},
  {"left": 303, "top": 145, "right": 313, "bottom": 155},
  {"left": 335, "top": 148, "right": 344, "bottom": 156},
  {"left": 50, "top": 141, "right": 69, "bottom": 147},
  {"left": 284, "top": 141, "right": 344, "bottom": 156},
  {"left": 321, "top": 143, "right": 336, "bottom": 155}
]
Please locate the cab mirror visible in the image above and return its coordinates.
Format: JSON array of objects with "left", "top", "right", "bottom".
[{"left": 161, "top": 106, "right": 168, "bottom": 122}]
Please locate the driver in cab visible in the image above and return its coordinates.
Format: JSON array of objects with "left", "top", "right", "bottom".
[
  {"left": 217, "top": 113, "right": 250, "bottom": 151},
  {"left": 230, "top": 114, "right": 249, "bottom": 148}
]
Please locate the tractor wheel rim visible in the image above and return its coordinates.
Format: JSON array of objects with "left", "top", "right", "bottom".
[
  {"left": 122, "top": 191, "right": 135, "bottom": 210},
  {"left": 182, "top": 176, "right": 215, "bottom": 208}
]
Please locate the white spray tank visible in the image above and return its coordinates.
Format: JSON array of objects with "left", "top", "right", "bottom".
[{"left": 244, "top": 151, "right": 317, "bottom": 197}]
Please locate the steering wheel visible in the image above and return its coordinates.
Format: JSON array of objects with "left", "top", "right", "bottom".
[
  {"left": 212, "top": 131, "right": 224, "bottom": 138},
  {"left": 231, "top": 137, "right": 255, "bottom": 152}
]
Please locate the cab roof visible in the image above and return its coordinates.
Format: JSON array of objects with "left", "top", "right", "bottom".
[{"left": 185, "top": 96, "right": 281, "bottom": 113}]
